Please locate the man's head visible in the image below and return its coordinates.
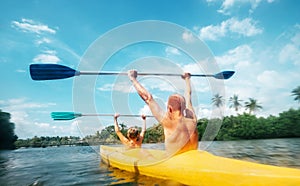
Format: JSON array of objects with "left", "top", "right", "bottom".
[
  {"left": 167, "top": 94, "right": 186, "bottom": 113},
  {"left": 127, "top": 127, "right": 139, "bottom": 140}
]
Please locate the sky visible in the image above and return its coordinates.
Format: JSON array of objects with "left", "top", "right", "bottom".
[{"left": 1, "top": 0, "right": 300, "bottom": 139}]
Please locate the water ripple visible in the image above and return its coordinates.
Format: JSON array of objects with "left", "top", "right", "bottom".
[{"left": 0, "top": 139, "right": 299, "bottom": 185}]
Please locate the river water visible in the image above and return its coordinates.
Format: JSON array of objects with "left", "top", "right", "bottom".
[{"left": 1, "top": 138, "right": 300, "bottom": 185}]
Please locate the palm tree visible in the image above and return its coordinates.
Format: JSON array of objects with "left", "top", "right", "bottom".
[
  {"left": 244, "top": 98, "right": 262, "bottom": 115},
  {"left": 229, "top": 94, "right": 242, "bottom": 112},
  {"left": 291, "top": 86, "right": 300, "bottom": 103},
  {"left": 212, "top": 94, "right": 224, "bottom": 108}
]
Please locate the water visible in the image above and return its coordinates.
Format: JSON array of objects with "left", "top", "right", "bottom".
[{"left": 0, "top": 138, "right": 300, "bottom": 185}]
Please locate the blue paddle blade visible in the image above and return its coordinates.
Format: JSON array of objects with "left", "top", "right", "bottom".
[
  {"left": 214, "top": 71, "right": 235, "bottom": 80},
  {"left": 51, "top": 112, "right": 82, "bottom": 120},
  {"left": 30, "top": 64, "right": 79, "bottom": 80}
]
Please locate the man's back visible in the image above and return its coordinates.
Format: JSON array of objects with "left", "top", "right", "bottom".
[{"left": 162, "top": 111, "right": 198, "bottom": 155}]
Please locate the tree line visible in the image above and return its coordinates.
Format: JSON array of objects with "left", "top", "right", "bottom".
[
  {"left": 1, "top": 85, "right": 300, "bottom": 149},
  {"left": 87, "top": 108, "right": 300, "bottom": 144},
  {"left": 201, "top": 109, "right": 300, "bottom": 141},
  {"left": 0, "top": 110, "right": 18, "bottom": 150},
  {"left": 14, "top": 136, "right": 82, "bottom": 148},
  {"left": 11, "top": 107, "right": 300, "bottom": 148}
]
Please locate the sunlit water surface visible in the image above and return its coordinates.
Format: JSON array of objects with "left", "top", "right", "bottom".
[{"left": 1, "top": 138, "right": 299, "bottom": 185}]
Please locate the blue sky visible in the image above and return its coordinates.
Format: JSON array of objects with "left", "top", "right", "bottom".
[{"left": 1, "top": 0, "right": 300, "bottom": 139}]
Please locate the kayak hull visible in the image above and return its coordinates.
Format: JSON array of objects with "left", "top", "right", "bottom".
[{"left": 100, "top": 145, "right": 300, "bottom": 186}]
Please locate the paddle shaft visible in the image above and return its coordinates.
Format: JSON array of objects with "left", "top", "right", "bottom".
[
  {"left": 81, "top": 113, "right": 154, "bottom": 117},
  {"left": 78, "top": 71, "right": 213, "bottom": 77},
  {"left": 51, "top": 112, "right": 155, "bottom": 121}
]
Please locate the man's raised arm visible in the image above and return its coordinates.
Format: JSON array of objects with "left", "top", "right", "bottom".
[
  {"left": 128, "top": 70, "right": 164, "bottom": 122},
  {"left": 128, "top": 70, "right": 152, "bottom": 104},
  {"left": 182, "top": 72, "right": 196, "bottom": 120}
]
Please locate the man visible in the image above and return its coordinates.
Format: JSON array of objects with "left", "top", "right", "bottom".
[
  {"left": 114, "top": 113, "right": 146, "bottom": 148},
  {"left": 128, "top": 70, "right": 198, "bottom": 155}
]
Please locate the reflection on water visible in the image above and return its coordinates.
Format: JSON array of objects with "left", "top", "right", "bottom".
[
  {"left": 106, "top": 165, "right": 183, "bottom": 186},
  {"left": 0, "top": 146, "right": 112, "bottom": 186},
  {"left": 204, "top": 138, "right": 300, "bottom": 169},
  {"left": 0, "top": 138, "right": 299, "bottom": 185}
]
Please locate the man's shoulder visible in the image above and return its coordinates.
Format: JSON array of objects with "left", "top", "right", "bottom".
[
  {"left": 184, "top": 109, "right": 196, "bottom": 120},
  {"left": 161, "top": 117, "right": 177, "bottom": 129}
]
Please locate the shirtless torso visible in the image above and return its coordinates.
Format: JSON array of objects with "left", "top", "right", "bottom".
[
  {"left": 128, "top": 71, "right": 199, "bottom": 155},
  {"left": 114, "top": 113, "right": 146, "bottom": 148},
  {"left": 162, "top": 115, "right": 198, "bottom": 155}
]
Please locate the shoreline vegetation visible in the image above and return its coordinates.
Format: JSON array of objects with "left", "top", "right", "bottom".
[
  {"left": 1, "top": 86, "right": 299, "bottom": 149},
  {"left": 7, "top": 107, "right": 300, "bottom": 149}
]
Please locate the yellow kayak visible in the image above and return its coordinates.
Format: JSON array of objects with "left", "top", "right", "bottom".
[{"left": 100, "top": 145, "right": 300, "bottom": 186}]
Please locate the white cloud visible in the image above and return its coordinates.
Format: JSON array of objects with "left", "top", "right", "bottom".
[
  {"left": 35, "top": 122, "right": 50, "bottom": 128},
  {"left": 138, "top": 104, "right": 152, "bottom": 116},
  {"left": 33, "top": 50, "right": 61, "bottom": 64},
  {"left": 165, "top": 46, "right": 181, "bottom": 56},
  {"left": 181, "top": 63, "right": 204, "bottom": 74},
  {"left": 97, "top": 82, "right": 133, "bottom": 93},
  {"left": 0, "top": 98, "right": 56, "bottom": 112},
  {"left": 218, "top": 0, "right": 245, "bottom": 14},
  {"left": 211, "top": 41, "right": 300, "bottom": 117},
  {"left": 226, "top": 18, "right": 263, "bottom": 36},
  {"left": 98, "top": 76, "right": 183, "bottom": 94},
  {"left": 199, "top": 24, "right": 227, "bottom": 41},
  {"left": 16, "top": 69, "right": 26, "bottom": 73},
  {"left": 97, "top": 83, "right": 114, "bottom": 91},
  {"left": 279, "top": 30, "right": 300, "bottom": 65},
  {"left": 291, "top": 32, "right": 300, "bottom": 44},
  {"left": 257, "top": 70, "right": 290, "bottom": 89},
  {"left": 215, "top": 44, "right": 253, "bottom": 67},
  {"left": 0, "top": 98, "right": 63, "bottom": 138},
  {"left": 146, "top": 78, "right": 179, "bottom": 92},
  {"left": 206, "top": 0, "right": 216, "bottom": 2},
  {"left": 214, "top": 46, "right": 256, "bottom": 105},
  {"left": 254, "top": 73, "right": 297, "bottom": 117},
  {"left": 199, "top": 18, "right": 263, "bottom": 41},
  {"left": 11, "top": 18, "right": 57, "bottom": 34},
  {"left": 198, "top": 107, "right": 212, "bottom": 119},
  {"left": 36, "top": 37, "right": 52, "bottom": 45},
  {"left": 182, "top": 30, "right": 196, "bottom": 43},
  {"left": 24, "top": 120, "right": 81, "bottom": 138},
  {"left": 206, "top": 0, "right": 276, "bottom": 15},
  {"left": 180, "top": 63, "right": 211, "bottom": 93},
  {"left": 11, "top": 18, "right": 80, "bottom": 65}
]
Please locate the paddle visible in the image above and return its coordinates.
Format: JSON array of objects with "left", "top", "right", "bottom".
[
  {"left": 51, "top": 112, "right": 154, "bottom": 121},
  {"left": 30, "top": 64, "right": 235, "bottom": 81}
]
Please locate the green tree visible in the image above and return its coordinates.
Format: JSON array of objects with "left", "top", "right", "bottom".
[
  {"left": 229, "top": 94, "right": 243, "bottom": 112},
  {"left": 0, "top": 110, "right": 18, "bottom": 149},
  {"left": 144, "top": 123, "right": 164, "bottom": 143},
  {"left": 244, "top": 98, "right": 262, "bottom": 115},
  {"left": 291, "top": 86, "right": 300, "bottom": 103},
  {"left": 30, "top": 136, "right": 42, "bottom": 147},
  {"left": 197, "top": 118, "right": 208, "bottom": 140},
  {"left": 217, "top": 115, "right": 237, "bottom": 140},
  {"left": 211, "top": 94, "right": 224, "bottom": 108},
  {"left": 275, "top": 108, "right": 300, "bottom": 138}
]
